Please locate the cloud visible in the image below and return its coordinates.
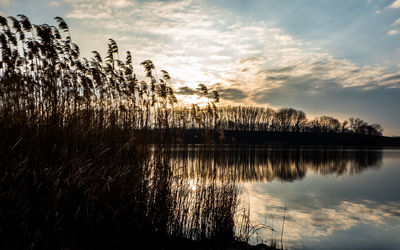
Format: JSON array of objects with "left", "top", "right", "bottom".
[
  {"left": 389, "top": 0, "right": 400, "bottom": 8},
  {"left": 382, "top": 73, "right": 400, "bottom": 81},
  {"left": 49, "top": 0, "right": 61, "bottom": 7},
  {"left": 392, "top": 18, "right": 400, "bottom": 25},
  {"left": 175, "top": 84, "right": 248, "bottom": 102},
  {"left": 252, "top": 61, "right": 400, "bottom": 105},
  {"left": 262, "top": 66, "right": 296, "bottom": 74},
  {"left": 62, "top": 0, "right": 400, "bottom": 131},
  {"left": 176, "top": 86, "right": 197, "bottom": 96},
  {"left": 266, "top": 75, "right": 291, "bottom": 81},
  {"left": 213, "top": 87, "right": 247, "bottom": 101},
  {"left": 0, "top": 0, "right": 9, "bottom": 8},
  {"left": 388, "top": 29, "right": 399, "bottom": 35}
]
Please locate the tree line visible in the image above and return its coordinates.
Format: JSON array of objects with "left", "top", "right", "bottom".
[{"left": 215, "top": 106, "right": 383, "bottom": 136}]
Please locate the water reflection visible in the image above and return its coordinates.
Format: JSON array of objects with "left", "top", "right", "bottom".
[
  {"left": 242, "top": 184, "right": 400, "bottom": 249},
  {"left": 168, "top": 145, "right": 383, "bottom": 182},
  {"left": 163, "top": 146, "right": 400, "bottom": 249}
]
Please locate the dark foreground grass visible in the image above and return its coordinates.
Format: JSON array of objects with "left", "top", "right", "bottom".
[
  {"left": 0, "top": 13, "right": 264, "bottom": 248},
  {"left": 0, "top": 124, "right": 277, "bottom": 249}
]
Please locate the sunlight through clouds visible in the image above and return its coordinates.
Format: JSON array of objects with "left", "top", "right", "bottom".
[
  {"left": 62, "top": 0, "right": 400, "bottom": 101},
  {"left": 9, "top": 0, "right": 396, "bottom": 134}
]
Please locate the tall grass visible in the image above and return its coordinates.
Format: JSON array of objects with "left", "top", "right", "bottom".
[
  {"left": 0, "top": 14, "right": 383, "bottom": 138},
  {"left": 1, "top": 130, "right": 252, "bottom": 248},
  {"left": 0, "top": 15, "right": 276, "bottom": 249}
]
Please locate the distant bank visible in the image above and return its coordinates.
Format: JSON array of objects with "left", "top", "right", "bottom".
[{"left": 149, "top": 129, "right": 400, "bottom": 147}]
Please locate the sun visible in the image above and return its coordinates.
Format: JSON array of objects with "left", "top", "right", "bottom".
[{"left": 177, "top": 94, "right": 210, "bottom": 107}]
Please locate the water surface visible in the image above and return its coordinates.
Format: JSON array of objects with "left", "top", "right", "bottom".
[{"left": 169, "top": 146, "right": 400, "bottom": 249}]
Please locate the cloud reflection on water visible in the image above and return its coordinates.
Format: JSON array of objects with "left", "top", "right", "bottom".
[
  {"left": 242, "top": 184, "right": 400, "bottom": 245},
  {"left": 165, "top": 146, "right": 400, "bottom": 249},
  {"left": 240, "top": 180, "right": 400, "bottom": 248}
]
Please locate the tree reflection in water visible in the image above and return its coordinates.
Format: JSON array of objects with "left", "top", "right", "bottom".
[{"left": 165, "top": 145, "right": 382, "bottom": 182}]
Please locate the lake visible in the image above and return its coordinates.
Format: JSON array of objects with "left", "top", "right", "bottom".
[{"left": 167, "top": 145, "right": 400, "bottom": 249}]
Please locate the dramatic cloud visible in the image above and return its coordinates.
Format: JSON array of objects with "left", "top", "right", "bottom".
[
  {"left": 12, "top": 0, "right": 397, "bottom": 134},
  {"left": 62, "top": 0, "right": 397, "bottom": 99}
]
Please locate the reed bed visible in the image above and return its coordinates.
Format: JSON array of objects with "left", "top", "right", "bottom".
[{"left": 0, "top": 15, "right": 277, "bottom": 249}]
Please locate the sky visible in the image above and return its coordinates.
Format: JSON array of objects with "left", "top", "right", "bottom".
[{"left": 1, "top": 0, "right": 400, "bottom": 135}]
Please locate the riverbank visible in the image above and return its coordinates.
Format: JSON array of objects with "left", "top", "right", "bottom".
[{"left": 156, "top": 129, "right": 400, "bottom": 147}]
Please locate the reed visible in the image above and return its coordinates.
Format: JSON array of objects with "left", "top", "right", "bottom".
[{"left": 0, "top": 15, "right": 276, "bottom": 249}]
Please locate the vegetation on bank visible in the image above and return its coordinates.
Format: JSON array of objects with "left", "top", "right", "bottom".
[
  {"left": 164, "top": 129, "right": 400, "bottom": 146},
  {"left": 0, "top": 14, "right": 392, "bottom": 249}
]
